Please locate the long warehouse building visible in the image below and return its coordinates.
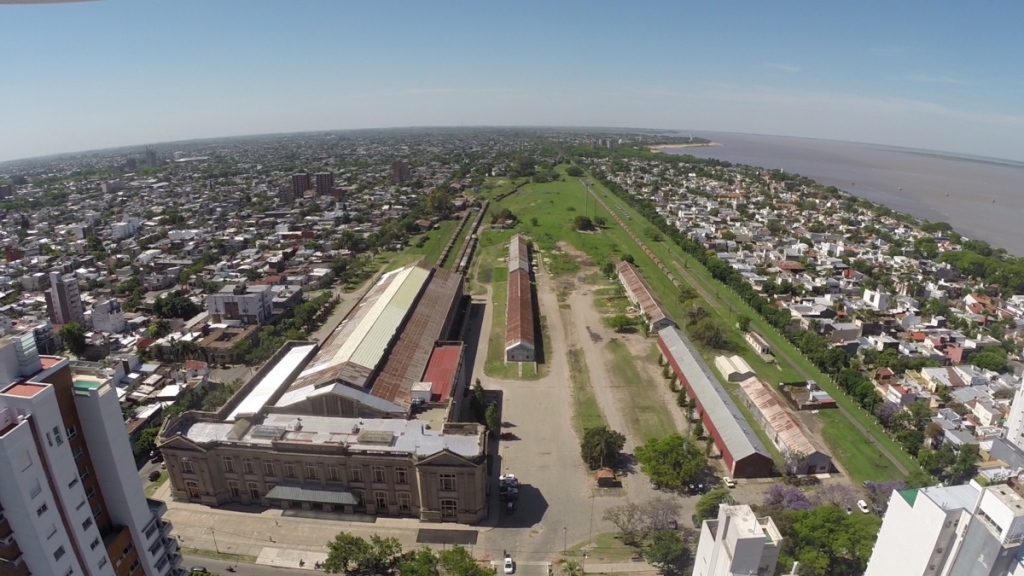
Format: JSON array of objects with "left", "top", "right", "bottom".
[
  {"left": 505, "top": 236, "right": 536, "bottom": 362},
  {"left": 658, "top": 326, "right": 773, "bottom": 478},
  {"left": 617, "top": 261, "right": 676, "bottom": 333}
]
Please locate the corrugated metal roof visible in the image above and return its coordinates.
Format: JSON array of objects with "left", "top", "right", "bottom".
[
  {"left": 228, "top": 344, "right": 317, "bottom": 420},
  {"left": 617, "top": 261, "right": 674, "bottom": 327},
  {"left": 658, "top": 326, "right": 770, "bottom": 462},
  {"left": 265, "top": 485, "right": 358, "bottom": 506},
  {"left": 737, "top": 376, "right": 823, "bottom": 457},
  {"left": 371, "top": 266, "right": 463, "bottom": 406},
  {"left": 509, "top": 234, "right": 530, "bottom": 273},
  {"left": 287, "top": 263, "right": 430, "bottom": 391},
  {"left": 505, "top": 268, "right": 535, "bottom": 350},
  {"left": 423, "top": 343, "right": 464, "bottom": 401}
]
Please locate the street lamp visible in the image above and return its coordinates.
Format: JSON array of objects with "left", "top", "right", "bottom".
[{"left": 563, "top": 526, "right": 567, "bottom": 553}]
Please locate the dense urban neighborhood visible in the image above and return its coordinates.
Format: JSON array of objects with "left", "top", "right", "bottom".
[{"left": 4, "top": 129, "right": 1024, "bottom": 576}]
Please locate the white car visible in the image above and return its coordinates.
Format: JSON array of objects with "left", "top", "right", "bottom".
[
  {"left": 504, "top": 557, "right": 515, "bottom": 574},
  {"left": 857, "top": 499, "right": 870, "bottom": 514},
  {"left": 723, "top": 477, "right": 736, "bottom": 488}
]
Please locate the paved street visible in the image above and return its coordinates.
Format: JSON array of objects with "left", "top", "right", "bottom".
[{"left": 182, "top": 554, "right": 310, "bottom": 576}]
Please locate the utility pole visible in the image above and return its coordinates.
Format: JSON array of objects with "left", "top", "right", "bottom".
[
  {"left": 563, "top": 526, "right": 567, "bottom": 553},
  {"left": 211, "top": 528, "right": 220, "bottom": 554}
]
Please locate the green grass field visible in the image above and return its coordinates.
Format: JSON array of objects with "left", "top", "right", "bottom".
[
  {"left": 568, "top": 348, "right": 606, "bottom": 432},
  {"left": 144, "top": 472, "right": 168, "bottom": 497},
  {"left": 441, "top": 215, "right": 474, "bottom": 269},
  {"left": 605, "top": 338, "right": 677, "bottom": 443},
  {"left": 384, "top": 220, "right": 460, "bottom": 272},
  {"left": 580, "top": 172, "right": 921, "bottom": 481},
  {"left": 564, "top": 532, "right": 635, "bottom": 562}
]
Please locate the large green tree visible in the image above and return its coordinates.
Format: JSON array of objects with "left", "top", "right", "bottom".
[
  {"left": 634, "top": 434, "right": 706, "bottom": 489},
  {"left": 59, "top": 321, "right": 87, "bottom": 355},
  {"left": 777, "top": 505, "right": 881, "bottom": 576},
  {"left": 580, "top": 426, "right": 626, "bottom": 469},
  {"left": 324, "top": 533, "right": 403, "bottom": 575},
  {"left": 645, "top": 530, "right": 689, "bottom": 574}
]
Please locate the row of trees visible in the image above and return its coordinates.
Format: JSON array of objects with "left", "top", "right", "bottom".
[{"left": 324, "top": 533, "right": 491, "bottom": 576}]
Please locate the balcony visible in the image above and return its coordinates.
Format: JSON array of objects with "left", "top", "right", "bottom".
[
  {"left": 0, "top": 554, "right": 24, "bottom": 569},
  {"left": 162, "top": 537, "right": 178, "bottom": 554},
  {"left": 147, "top": 498, "right": 168, "bottom": 518},
  {"left": 159, "top": 520, "right": 173, "bottom": 537}
]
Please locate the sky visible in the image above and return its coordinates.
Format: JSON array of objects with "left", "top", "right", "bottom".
[{"left": 1, "top": 0, "right": 1023, "bottom": 162}]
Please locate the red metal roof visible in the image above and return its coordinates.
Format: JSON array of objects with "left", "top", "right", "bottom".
[
  {"left": 505, "top": 269, "right": 535, "bottom": 349},
  {"left": 422, "top": 343, "right": 463, "bottom": 401},
  {"left": 3, "top": 383, "right": 46, "bottom": 398}
]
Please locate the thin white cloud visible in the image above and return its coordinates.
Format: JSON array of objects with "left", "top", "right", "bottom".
[
  {"left": 907, "top": 74, "right": 965, "bottom": 85},
  {"left": 766, "top": 63, "right": 801, "bottom": 73}
]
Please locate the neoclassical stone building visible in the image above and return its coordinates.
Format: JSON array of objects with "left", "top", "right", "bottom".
[{"left": 159, "top": 413, "right": 487, "bottom": 524}]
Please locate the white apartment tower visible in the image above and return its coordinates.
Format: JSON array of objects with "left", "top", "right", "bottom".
[
  {"left": 0, "top": 335, "right": 182, "bottom": 576},
  {"left": 91, "top": 299, "right": 126, "bottom": 334},
  {"left": 865, "top": 482, "right": 1024, "bottom": 576},
  {"left": 45, "top": 272, "right": 85, "bottom": 326},
  {"left": 1005, "top": 386, "right": 1024, "bottom": 451},
  {"left": 205, "top": 283, "right": 273, "bottom": 325},
  {"left": 693, "top": 504, "right": 783, "bottom": 576}
]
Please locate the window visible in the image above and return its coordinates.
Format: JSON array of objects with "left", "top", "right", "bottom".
[
  {"left": 440, "top": 499, "right": 457, "bottom": 518},
  {"left": 85, "top": 486, "right": 95, "bottom": 499},
  {"left": 64, "top": 566, "right": 74, "bottom": 576},
  {"left": 372, "top": 466, "right": 386, "bottom": 483},
  {"left": 53, "top": 426, "right": 63, "bottom": 446},
  {"left": 29, "top": 479, "right": 42, "bottom": 499},
  {"left": 154, "top": 556, "right": 166, "bottom": 571},
  {"left": 129, "top": 559, "right": 140, "bottom": 573},
  {"left": 397, "top": 492, "right": 411, "bottom": 513},
  {"left": 99, "top": 557, "right": 108, "bottom": 569},
  {"left": 46, "top": 431, "right": 53, "bottom": 447},
  {"left": 144, "top": 521, "right": 157, "bottom": 540},
  {"left": 263, "top": 461, "right": 276, "bottom": 476},
  {"left": 82, "top": 517, "right": 93, "bottom": 531},
  {"left": 66, "top": 425, "right": 77, "bottom": 440},
  {"left": 248, "top": 482, "right": 260, "bottom": 500},
  {"left": 439, "top": 474, "right": 456, "bottom": 492},
  {"left": 327, "top": 466, "right": 340, "bottom": 482},
  {"left": 36, "top": 502, "right": 48, "bottom": 516},
  {"left": 222, "top": 457, "right": 234, "bottom": 473},
  {"left": 72, "top": 446, "right": 83, "bottom": 460},
  {"left": 242, "top": 458, "right": 255, "bottom": 475},
  {"left": 181, "top": 459, "right": 194, "bottom": 474},
  {"left": 228, "top": 481, "right": 241, "bottom": 498},
  {"left": 79, "top": 465, "right": 90, "bottom": 480},
  {"left": 68, "top": 477, "right": 78, "bottom": 489},
  {"left": 374, "top": 491, "right": 388, "bottom": 510},
  {"left": 76, "top": 499, "right": 86, "bottom": 511},
  {"left": 353, "top": 490, "right": 364, "bottom": 507},
  {"left": 90, "top": 537, "right": 100, "bottom": 550},
  {"left": 54, "top": 545, "right": 65, "bottom": 560},
  {"left": 284, "top": 463, "right": 296, "bottom": 478},
  {"left": 91, "top": 505, "right": 101, "bottom": 519},
  {"left": 395, "top": 468, "right": 408, "bottom": 485},
  {"left": 305, "top": 463, "right": 318, "bottom": 480},
  {"left": 350, "top": 466, "right": 363, "bottom": 482},
  {"left": 186, "top": 481, "right": 200, "bottom": 498},
  {"left": 47, "top": 524, "right": 58, "bottom": 539}
]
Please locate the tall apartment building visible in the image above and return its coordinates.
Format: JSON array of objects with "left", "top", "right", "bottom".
[
  {"left": 205, "top": 284, "right": 273, "bottom": 325},
  {"left": 314, "top": 172, "right": 334, "bottom": 197},
  {"left": 91, "top": 299, "right": 126, "bottom": 334},
  {"left": 0, "top": 334, "right": 180, "bottom": 576},
  {"left": 1006, "top": 388, "right": 1024, "bottom": 451},
  {"left": 693, "top": 504, "right": 783, "bottom": 576},
  {"left": 0, "top": 184, "right": 12, "bottom": 199},
  {"left": 291, "top": 173, "right": 311, "bottom": 198},
  {"left": 865, "top": 482, "right": 1024, "bottom": 576},
  {"left": 144, "top": 149, "right": 158, "bottom": 169},
  {"left": 45, "top": 272, "right": 85, "bottom": 326},
  {"left": 391, "top": 161, "right": 411, "bottom": 184}
]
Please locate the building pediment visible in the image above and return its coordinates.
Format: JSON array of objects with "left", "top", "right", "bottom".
[
  {"left": 416, "top": 449, "right": 475, "bottom": 468},
  {"left": 157, "top": 434, "right": 207, "bottom": 453}
]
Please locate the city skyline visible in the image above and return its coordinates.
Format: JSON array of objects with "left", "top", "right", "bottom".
[{"left": 2, "top": 1, "right": 1023, "bottom": 162}]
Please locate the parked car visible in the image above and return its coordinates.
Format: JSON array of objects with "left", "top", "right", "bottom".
[
  {"left": 650, "top": 480, "right": 660, "bottom": 490},
  {"left": 723, "top": 477, "right": 736, "bottom": 488},
  {"left": 148, "top": 470, "right": 161, "bottom": 482},
  {"left": 857, "top": 500, "right": 870, "bottom": 514},
  {"left": 190, "top": 568, "right": 208, "bottom": 574},
  {"left": 503, "top": 557, "right": 515, "bottom": 574},
  {"left": 505, "top": 501, "right": 515, "bottom": 515},
  {"left": 149, "top": 450, "right": 163, "bottom": 463}
]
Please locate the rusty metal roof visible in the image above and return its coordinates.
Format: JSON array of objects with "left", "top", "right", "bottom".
[
  {"left": 371, "top": 266, "right": 463, "bottom": 407},
  {"left": 422, "top": 343, "right": 464, "bottom": 401},
  {"left": 617, "top": 261, "right": 672, "bottom": 326},
  {"left": 505, "top": 268, "right": 534, "bottom": 350}
]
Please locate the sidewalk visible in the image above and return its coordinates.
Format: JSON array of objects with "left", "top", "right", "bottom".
[{"left": 583, "top": 562, "right": 658, "bottom": 574}]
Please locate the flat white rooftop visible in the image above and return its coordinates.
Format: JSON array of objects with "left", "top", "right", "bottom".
[{"left": 228, "top": 344, "right": 316, "bottom": 421}]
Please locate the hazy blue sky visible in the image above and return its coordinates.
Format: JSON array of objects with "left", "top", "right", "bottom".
[{"left": 2, "top": 0, "right": 1022, "bottom": 161}]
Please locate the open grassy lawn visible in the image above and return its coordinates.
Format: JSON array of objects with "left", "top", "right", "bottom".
[
  {"left": 440, "top": 214, "right": 473, "bottom": 269},
  {"left": 568, "top": 348, "right": 606, "bottom": 432},
  {"left": 563, "top": 532, "right": 636, "bottom": 562},
  {"left": 384, "top": 220, "right": 460, "bottom": 272},
  {"left": 180, "top": 547, "right": 258, "bottom": 565},
  {"left": 581, "top": 172, "right": 920, "bottom": 480},
  {"left": 144, "top": 472, "right": 168, "bottom": 497},
  {"left": 484, "top": 266, "right": 514, "bottom": 378},
  {"left": 605, "top": 338, "right": 677, "bottom": 443}
]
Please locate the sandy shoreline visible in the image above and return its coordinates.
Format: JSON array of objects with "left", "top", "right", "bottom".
[{"left": 648, "top": 142, "right": 721, "bottom": 152}]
